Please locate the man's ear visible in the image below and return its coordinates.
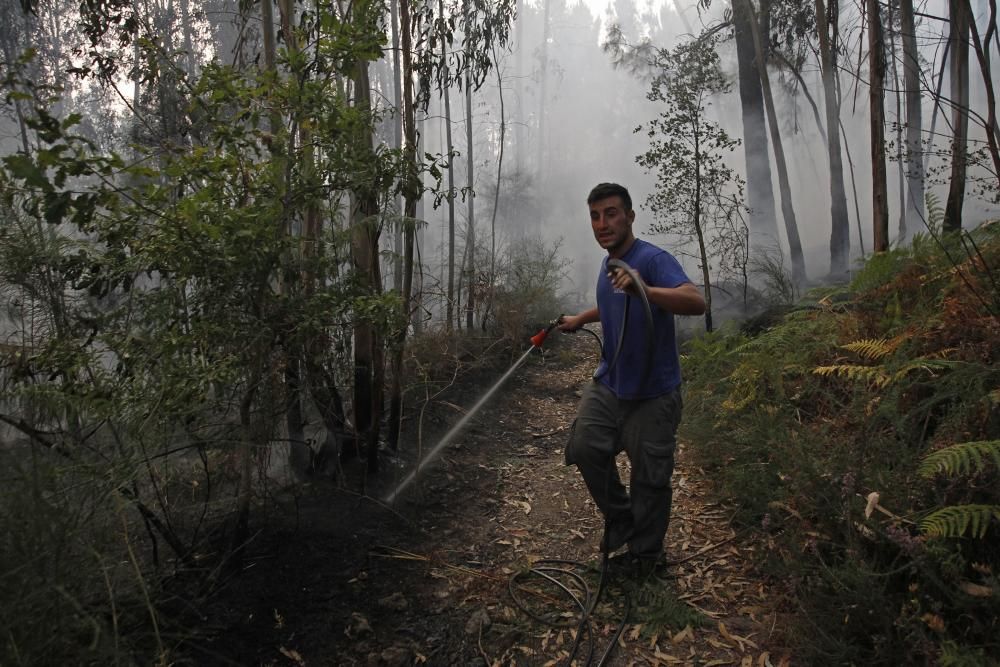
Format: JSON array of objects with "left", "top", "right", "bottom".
[{"left": 627, "top": 209, "right": 636, "bottom": 224}]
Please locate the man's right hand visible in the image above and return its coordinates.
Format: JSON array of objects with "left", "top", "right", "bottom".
[
  {"left": 557, "top": 307, "right": 600, "bottom": 332},
  {"left": 557, "top": 314, "right": 584, "bottom": 332}
]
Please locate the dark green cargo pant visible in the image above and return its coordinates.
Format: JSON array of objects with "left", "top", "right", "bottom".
[{"left": 565, "top": 381, "right": 682, "bottom": 560}]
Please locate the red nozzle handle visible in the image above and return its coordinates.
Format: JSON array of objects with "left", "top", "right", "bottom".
[{"left": 530, "top": 315, "right": 564, "bottom": 348}]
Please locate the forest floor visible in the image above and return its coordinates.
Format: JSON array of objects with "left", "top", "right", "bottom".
[{"left": 186, "top": 333, "right": 794, "bottom": 666}]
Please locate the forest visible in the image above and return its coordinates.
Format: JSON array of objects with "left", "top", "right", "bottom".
[{"left": 0, "top": 0, "right": 998, "bottom": 663}]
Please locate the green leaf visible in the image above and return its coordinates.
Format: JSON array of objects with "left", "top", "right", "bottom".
[
  {"left": 920, "top": 504, "right": 1000, "bottom": 539},
  {"left": 919, "top": 440, "right": 1000, "bottom": 478},
  {"left": 44, "top": 191, "right": 71, "bottom": 225},
  {"left": 3, "top": 153, "right": 52, "bottom": 191}
]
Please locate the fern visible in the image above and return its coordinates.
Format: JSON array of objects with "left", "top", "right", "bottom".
[
  {"left": 888, "top": 359, "right": 963, "bottom": 384},
  {"left": 920, "top": 504, "right": 1000, "bottom": 539},
  {"left": 919, "top": 440, "right": 1000, "bottom": 478},
  {"left": 813, "top": 364, "right": 889, "bottom": 386},
  {"left": 842, "top": 337, "right": 899, "bottom": 361},
  {"left": 925, "top": 191, "right": 944, "bottom": 234},
  {"left": 735, "top": 325, "right": 802, "bottom": 354}
]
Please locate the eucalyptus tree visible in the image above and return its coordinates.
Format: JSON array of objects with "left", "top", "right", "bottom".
[
  {"left": 944, "top": 0, "right": 971, "bottom": 232},
  {"left": 638, "top": 34, "right": 749, "bottom": 333},
  {"left": 899, "top": 0, "right": 924, "bottom": 239},
  {"left": 815, "top": 0, "right": 852, "bottom": 275},
  {"left": 386, "top": 0, "right": 514, "bottom": 443},
  {"left": 966, "top": 0, "right": 1000, "bottom": 194},
  {"left": 731, "top": 0, "right": 779, "bottom": 252},
  {"left": 867, "top": 0, "right": 889, "bottom": 251},
  {"left": 738, "top": 0, "right": 806, "bottom": 285}
]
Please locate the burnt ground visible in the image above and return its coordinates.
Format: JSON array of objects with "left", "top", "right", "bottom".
[{"left": 185, "top": 333, "right": 794, "bottom": 666}]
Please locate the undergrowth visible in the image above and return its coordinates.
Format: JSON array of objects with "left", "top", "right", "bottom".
[{"left": 680, "top": 225, "right": 1000, "bottom": 664}]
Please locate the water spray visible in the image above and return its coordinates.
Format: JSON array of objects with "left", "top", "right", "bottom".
[
  {"left": 383, "top": 317, "right": 563, "bottom": 505},
  {"left": 384, "top": 259, "right": 658, "bottom": 665}
]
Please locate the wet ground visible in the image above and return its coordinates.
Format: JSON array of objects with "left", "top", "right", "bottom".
[{"left": 187, "top": 333, "right": 793, "bottom": 666}]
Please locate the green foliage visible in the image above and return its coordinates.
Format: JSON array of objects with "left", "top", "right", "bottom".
[
  {"left": 681, "top": 228, "right": 1000, "bottom": 663},
  {"left": 635, "top": 33, "right": 749, "bottom": 322},
  {"left": 0, "top": 10, "right": 414, "bottom": 661},
  {"left": 632, "top": 583, "right": 705, "bottom": 635},
  {"left": 920, "top": 505, "right": 1000, "bottom": 539},
  {"left": 486, "top": 235, "right": 570, "bottom": 346},
  {"left": 920, "top": 440, "right": 1000, "bottom": 478}
]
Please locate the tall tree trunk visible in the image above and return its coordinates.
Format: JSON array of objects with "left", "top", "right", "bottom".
[
  {"left": 390, "top": 0, "right": 404, "bottom": 292},
  {"left": 232, "top": 361, "right": 262, "bottom": 561},
  {"left": 741, "top": 0, "right": 806, "bottom": 285},
  {"left": 351, "top": 39, "right": 384, "bottom": 473},
  {"left": 944, "top": 0, "right": 971, "bottom": 232},
  {"left": 816, "top": 0, "right": 852, "bottom": 277},
  {"left": 888, "top": 0, "right": 907, "bottom": 242},
  {"left": 485, "top": 41, "right": 506, "bottom": 331},
  {"left": 900, "top": 0, "right": 925, "bottom": 238},
  {"left": 440, "top": 0, "right": 457, "bottom": 330},
  {"left": 464, "top": 0, "right": 475, "bottom": 330},
  {"left": 388, "top": 0, "right": 419, "bottom": 452},
  {"left": 693, "top": 130, "right": 713, "bottom": 333},
  {"left": 869, "top": 0, "right": 890, "bottom": 251},
  {"left": 0, "top": 26, "right": 31, "bottom": 153},
  {"left": 967, "top": 0, "right": 1000, "bottom": 189},
  {"left": 733, "top": 0, "right": 779, "bottom": 253},
  {"left": 179, "top": 0, "right": 196, "bottom": 75},
  {"left": 515, "top": 0, "right": 524, "bottom": 175},
  {"left": 536, "top": 0, "right": 550, "bottom": 186}
]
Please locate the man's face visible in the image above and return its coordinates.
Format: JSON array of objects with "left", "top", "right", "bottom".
[{"left": 589, "top": 196, "right": 635, "bottom": 253}]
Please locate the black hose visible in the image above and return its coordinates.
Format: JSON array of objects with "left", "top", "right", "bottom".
[
  {"left": 592, "top": 258, "right": 655, "bottom": 389},
  {"left": 507, "top": 553, "right": 632, "bottom": 666},
  {"left": 508, "top": 258, "right": 656, "bottom": 665}
]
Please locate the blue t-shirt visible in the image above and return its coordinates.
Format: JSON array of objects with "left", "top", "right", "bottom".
[{"left": 594, "top": 238, "right": 692, "bottom": 399}]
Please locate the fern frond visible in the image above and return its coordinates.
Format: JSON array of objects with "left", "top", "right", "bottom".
[
  {"left": 813, "top": 364, "right": 889, "bottom": 386},
  {"left": 925, "top": 191, "right": 944, "bottom": 232},
  {"left": 888, "top": 359, "right": 963, "bottom": 385},
  {"left": 919, "top": 440, "right": 1000, "bottom": 478},
  {"left": 920, "top": 504, "right": 1000, "bottom": 539},
  {"left": 735, "top": 326, "right": 799, "bottom": 354},
  {"left": 842, "top": 338, "right": 899, "bottom": 361}
]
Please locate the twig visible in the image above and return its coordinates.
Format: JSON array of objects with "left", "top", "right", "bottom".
[{"left": 666, "top": 530, "right": 747, "bottom": 567}]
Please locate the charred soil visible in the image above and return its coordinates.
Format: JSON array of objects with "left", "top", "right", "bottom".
[{"left": 182, "top": 333, "right": 791, "bottom": 666}]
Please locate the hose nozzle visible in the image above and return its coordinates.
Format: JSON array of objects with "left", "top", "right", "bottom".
[{"left": 530, "top": 315, "right": 564, "bottom": 348}]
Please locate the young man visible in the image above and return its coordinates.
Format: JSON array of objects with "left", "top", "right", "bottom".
[{"left": 558, "top": 182, "right": 705, "bottom": 575}]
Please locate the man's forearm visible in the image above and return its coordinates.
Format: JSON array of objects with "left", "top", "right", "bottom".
[{"left": 646, "top": 283, "right": 706, "bottom": 316}]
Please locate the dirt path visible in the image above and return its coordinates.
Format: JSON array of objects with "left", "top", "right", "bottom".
[{"left": 194, "top": 334, "right": 791, "bottom": 666}]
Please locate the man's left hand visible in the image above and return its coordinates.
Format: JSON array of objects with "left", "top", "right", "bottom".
[{"left": 609, "top": 267, "right": 647, "bottom": 297}]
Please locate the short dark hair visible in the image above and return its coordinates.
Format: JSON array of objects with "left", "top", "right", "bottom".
[{"left": 587, "top": 183, "right": 632, "bottom": 211}]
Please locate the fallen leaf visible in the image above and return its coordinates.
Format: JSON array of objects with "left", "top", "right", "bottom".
[
  {"left": 864, "top": 491, "right": 880, "bottom": 519},
  {"left": 921, "top": 613, "right": 946, "bottom": 632},
  {"left": 719, "top": 621, "right": 759, "bottom": 651},
  {"left": 671, "top": 625, "right": 693, "bottom": 644},
  {"left": 959, "top": 581, "right": 993, "bottom": 598},
  {"left": 279, "top": 646, "right": 306, "bottom": 665},
  {"left": 705, "top": 636, "right": 730, "bottom": 650}
]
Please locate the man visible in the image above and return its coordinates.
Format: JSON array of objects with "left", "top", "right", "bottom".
[{"left": 558, "top": 182, "right": 705, "bottom": 576}]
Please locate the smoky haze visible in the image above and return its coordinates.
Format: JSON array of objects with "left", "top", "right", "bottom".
[
  {"left": 412, "top": 0, "right": 1000, "bottom": 319},
  {"left": 1, "top": 0, "right": 999, "bottom": 321}
]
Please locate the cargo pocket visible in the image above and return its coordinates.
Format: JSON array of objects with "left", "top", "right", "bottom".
[
  {"left": 630, "top": 390, "right": 681, "bottom": 489},
  {"left": 564, "top": 417, "right": 579, "bottom": 466}
]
